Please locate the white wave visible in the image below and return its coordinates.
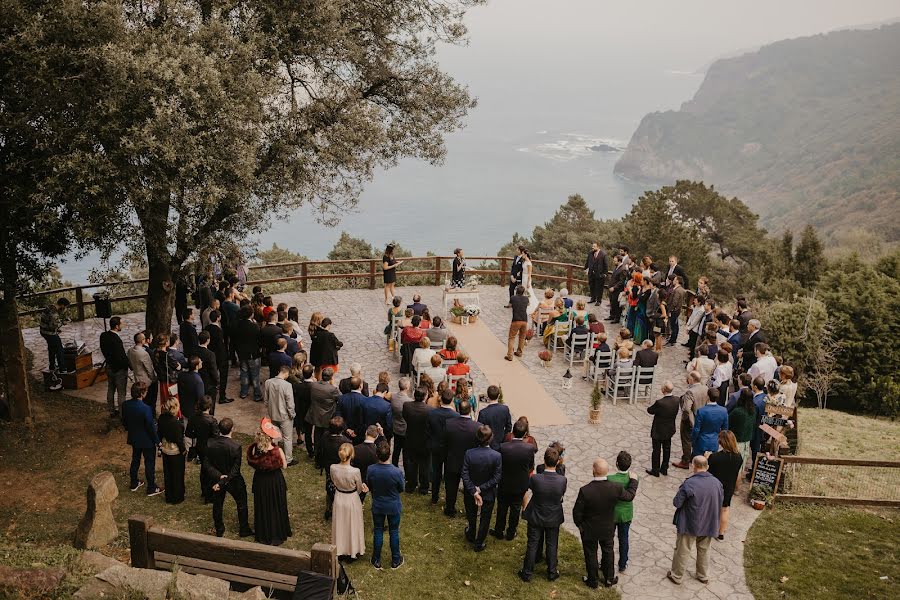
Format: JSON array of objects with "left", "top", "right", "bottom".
[
  {"left": 665, "top": 68, "right": 703, "bottom": 76},
  {"left": 517, "top": 132, "right": 627, "bottom": 162}
]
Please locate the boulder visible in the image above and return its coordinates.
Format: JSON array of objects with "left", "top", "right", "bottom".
[
  {"left": 73, "top": 471, "right": 119, "bottom": 549},
  {"left": 230, "top": 586, "right": 268, "bottom": 600},
  {"left": 0, "top": 565, "right": 66, "bottom": 596},
  {"left": 92, "top": 564, "right": 230, "bottom": 600},
  {"left": 79, "top": 550, "right": 124, "bottom": 574}
]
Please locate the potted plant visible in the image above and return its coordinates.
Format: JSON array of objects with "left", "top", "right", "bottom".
[
  {"left": 748, "top": 484, "right": 774, "bottom": 510},
  {"left": 538, "top": 349, "right": 552, "bottom": 367},
  {"left": 589, "top": 384, "right": 602, "bottom": 424},
  {"left": 450, "top": 304, "right": 481, "bottom": 324}
]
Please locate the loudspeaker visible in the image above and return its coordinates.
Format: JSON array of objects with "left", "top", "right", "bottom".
[{"left": 93, "top": 292, "right": 112, "bottom": 319}]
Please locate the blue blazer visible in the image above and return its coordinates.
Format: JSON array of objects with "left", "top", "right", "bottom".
[
  {"left": 366, "top": 462, "right": 405, "bottom": 515},
  {"left": 477, "top": 403, "right": 512, "bottom": 451},
  {"left": 122, "top": 399, "right": 159, "bottom": 448},
  {"left": 361, "top": 395, "right": 393, "bottom": 434},
  {"left": 461, "top": 446, "right": 502, "bottom": 502},
  {"left": 336, "top": 391, "right": 367, "bottom": 433},
  {"left": 692, "top": 403, "right": 729, "bottom": 456}
]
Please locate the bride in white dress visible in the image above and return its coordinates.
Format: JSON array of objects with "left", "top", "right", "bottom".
[{"left": 522, "top": 250, "right": 540, "bottom": 316}]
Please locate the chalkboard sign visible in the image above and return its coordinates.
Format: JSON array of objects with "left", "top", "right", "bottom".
[
  {"left": 750, "top": 455, "right": 783, "bottom": 493},
  {"left": 761, "top": 414, "right": 791, "bottom": 427}
]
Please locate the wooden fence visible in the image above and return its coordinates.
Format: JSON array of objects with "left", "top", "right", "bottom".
[
  {"left": 16, "top": 255, "right": 590, "bottom": 319},
  {"left": 128, "top": 515, "right": 337, "bottom": 593},
  {"left": 778, "top": 456, "right": 900, "bottom": 507}
]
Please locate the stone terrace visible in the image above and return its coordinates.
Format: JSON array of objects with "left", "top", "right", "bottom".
[{"left": 22, "top": 285, "right": 759, "bottom": 600}]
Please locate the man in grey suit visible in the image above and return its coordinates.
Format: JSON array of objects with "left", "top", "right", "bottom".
[
  {"left": 672, "top": 371, "right": 707, "bottom": 469},
  {"left": 519, "top": 447, "right": 567, "bottom": 583},
  {"left": 305, "top": 367, "right": 340, "bottom": 467}
]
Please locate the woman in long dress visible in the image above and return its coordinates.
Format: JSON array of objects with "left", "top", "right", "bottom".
[
  {"left": 522, "top": 250, "right": 540, "bottom": 317},
  {"left": 248, "top": 422, "right": 292, "bottom": 546},
  {"left": 158, "top": 397, "right": 186, "bottom": 504},
  {"left": 451, "top": 248, "right": 467, "bottom": 288},
  {"left": 331, "top": 443, "right": 367, "bottom": 560}
]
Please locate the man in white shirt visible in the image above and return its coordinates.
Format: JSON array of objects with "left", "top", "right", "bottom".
[
  {"left": 265, "top": 364, "right": 297, "bottom": 466},
  {"left": 748, "top": 343, "right": 778, "bottom": 383}
]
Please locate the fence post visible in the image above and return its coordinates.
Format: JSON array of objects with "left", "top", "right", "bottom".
[
  {"left": 128, "top": 516, "right": 155, "bottom": 569},
  {"left": 369, "top": 260, "right": 376, "bottom": 290},
  {"left": 75, "top": 287, "right": 85, "bottom": 322},
  {"left": 311, "top": 543, "right": 337, "bottom": 579},
  {"left": 301, "top": 262, "right": 308, "bottom": 293},
  {"left": 434, "top": 256, "right": 441, "bottom": 286},
  {"left": 500, "top": 258, "right": 508, "bottom": 286},
  {"left": 566, "top": 265, "right": 573, "bottom": 292}
]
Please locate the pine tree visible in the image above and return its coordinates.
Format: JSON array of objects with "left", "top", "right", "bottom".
[{"left": 794, "top": 225, "right": 825, "bottom": 288}]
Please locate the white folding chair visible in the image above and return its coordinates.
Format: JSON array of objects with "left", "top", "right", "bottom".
[
  {"left": 589, "top": 350, "right": 614, "bottom": 384},
  {"left": 632, "top": 366, "right": 656, "bottom": 404},
  {"left": 551, "top": 319, "right": 573, "bottom": 350},
  {"left": 605, "top": 366, "right": 635, "bottom": 406},
  {"left": 446, "top": 373, "right": 472, "bottom": 393},
  {"left": 391, "top": 317, "right": 403, "bottom": 357},
  {"left": 563, "top": 332, "right": 592, "bottom": 368},
  {"left": 532, "top": 307, "right": 554, "bottom": 336},
  {"left": 429, "top": 338, "right": 446, "bottom": 351}
]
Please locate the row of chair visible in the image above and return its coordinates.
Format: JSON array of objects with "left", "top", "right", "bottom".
[{"left": 586, "top": 349, "right": 656, "bottom": 405}]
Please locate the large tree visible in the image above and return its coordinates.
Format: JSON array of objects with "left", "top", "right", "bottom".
[{"left": 58, "top": 0, "right": 482, "bottom": 335}]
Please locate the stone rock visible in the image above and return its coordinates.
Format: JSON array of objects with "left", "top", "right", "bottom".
[
  {"left": 73, "top": 471, "right": 119, "bottom": 549},
  {"left": 230, "top": 586, "right": 268, "bottom": 600},
  {"left": 93, "top": 564, "right": 230, "bottom": 600},
  {"left": 0, "top": 565, "right": 66, "bottom": 596},
  {"left": 79, "top": 550, "right": 124, "bottom": 574},
  {"left": 72, "top": 577, "right": 121, "bottom": 599}
]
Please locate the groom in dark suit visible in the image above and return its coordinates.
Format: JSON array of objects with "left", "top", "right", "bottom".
[
  {"left": 519, "top": 447, "right": 567, "bottom": 582},
  {"left": 506, "top": 245, "right": 526, "bottom": 307},
  {"left": 584, "top": 242, "right": 608, "bottom": 306}
]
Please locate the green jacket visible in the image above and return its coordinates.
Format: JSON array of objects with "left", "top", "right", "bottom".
[{"left": 608, "top": 472, "right": 634, "bottom": 523}]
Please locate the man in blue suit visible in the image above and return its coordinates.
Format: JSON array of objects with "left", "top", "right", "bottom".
[
  {"left": 367, "top": 440, "right": 406, "bottom": 570},
  {"left": 476, "top": 385, "right": 511, "bottom": 451},
  {"left": 121, "top": 383, "right": 162, "bottom": 495},
  {"left": 691, "top": 389, "right": 729, "bottom": 456},
  {"left": 360, "top": 383, "right": 393, "bottom": 437},
  {"left": 519, "top": 446, "right": 567, "bottom": 582},
  {"left": 461, "top": 425, "right": 503, "bottom": 552},
  {"left": 336, "top": 377, "right": 368, "bottom": 442}
]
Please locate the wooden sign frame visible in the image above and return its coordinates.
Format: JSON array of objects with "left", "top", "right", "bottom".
[
  {"left": 764, "top": 403, "right": 794, "bottom": 418},
  {"left": 750, "top": 454, "right": 784, "bottom": 495}
]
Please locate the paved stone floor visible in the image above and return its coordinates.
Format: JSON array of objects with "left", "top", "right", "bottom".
[{"left": 22, "top": 285, "right": 758, "bottom": 600}]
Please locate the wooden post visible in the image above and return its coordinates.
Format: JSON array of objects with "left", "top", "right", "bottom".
[
  {"left": 300, "top": 262, "right": 308, "bottom": 293},
  {"left": 434, "top": 256, "right": 441, "bottom": 286},
  {"left": 75, "top": 287, "right": 85, "bottom": 322},
  {"left": 500, "top": 258, "right": 508, "bottom": 286},
  {"left": 369, "top": 260, "right": 376, "bottom": 290},
  {"left": 310, "top": 543, "right": 337, "bottom": 578},
  {"left": 128, "top": 516, "right": 155, "bottom": 569},
  {"left": 566, "top": 265, "right": 574, "bottom": 292}
]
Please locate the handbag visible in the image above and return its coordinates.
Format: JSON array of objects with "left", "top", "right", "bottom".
[{"left": 336, "top": 563, "right": 356, "bottom": 597}]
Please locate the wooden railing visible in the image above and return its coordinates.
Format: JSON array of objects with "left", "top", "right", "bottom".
[
  {"left": 777, "top": 456, "right": 900, "bottom": 507},
  {"left": 17, "top": 255, "right": 590, "bottom": 319}
]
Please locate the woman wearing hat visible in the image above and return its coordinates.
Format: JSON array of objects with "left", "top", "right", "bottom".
[
  {"left": 382, "top": 244, "right": 403, "bottom": 305},
  {"left": 247, "top": 419, "right": 292, "bottom": 546}
]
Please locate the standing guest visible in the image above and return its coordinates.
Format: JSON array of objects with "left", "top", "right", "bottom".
[
  {"left": 307, "top": 368, "right": 341, "bottom": 467},
  {"left": 331, "top": 443, "right": 367, "bottom": 560},
  {"left": 128, "top": 332, "right": 158, "bottom": 413},
  {"left": 158, "top": 397, "right": 186, "bottom": 504},
  {"left": 607, "top": 250, "right": 630, "bottom": 322},
  {"left": 683, "top": 296, "right": 705, "bottom": 353},
  {"left": 667, "top": 456, "right": 723, "bottom": 585},
  {"left": 608, "top": 451, "right": 636, "bottom": 573},
  {"left": 502, "top": 416, "right": 539, "bottom": 447},
  {"left": 401, "top": 387, "right": 434, "bottom": 495},
  {"left": 201, "top": 298, "right": 219, "bottom": 329},
  {"left": 390, "top": 377, "right": 413, "bottom": 466},
  {"left": 312, "top": 317, "right": 343, "bottom": 376},
  {"left": 645, "top": 279, "right": 663, "bottom": 350},
  {"left": 267, "top": 337, "right": 293, "bottom": 380},
  {"left": 382, "top": 244, "right": 403, "bottom": 305},
  {"left": 477, "top": 385, "right": 511, "bottom": 451},
  {"left": 726, "top": 319, "right": 743, "bottom": 362},
  {"left": 506, "top": 245, "right": 525, "bottom": 307},
  {"left": 289, "top": 362, "right": 316, "bottom": 459},
  {"left": 204, "top": 310, "right": 232, "bottom": 407},
  {"left": 361, "top": 383, "right": 394, "bottom": 437},
  {"left": 706, "top": 431, "right": 743, "bottom": 540},
  {"left": 195, "top": 331, "right": 220, "bottom": 407},
  {"left": 367, "top": 440, "right": 406, "bottom": 570},
  {"left": 353, "top": 426, "right": 381, "bottom": 502},
  {"left": 419, "top": 373, "right": 443, "bottom": 409},
  {"left": 733, "top": 298, "right": 754, "bottom": 334},
  {"left": 573, "top": 458, "right": 638, "bottom": 588},
  {"left": 99, "top": 316, "right": 129, "bottom": 418},
  {"left": 779, "top": 366, "right": 798, "bottom": 408},
  {"left": 687, "top": 344, "right": 715, "bottom": 382},
  {"left": 152, "top": 334, "right": 182, "bottom": 411},
  {"left": 177, "top": 356, "right": 205, "bottom": 421},
  {"left": 692, "top": 389, "right": 729, "bottom": 456},
  {"left": 186, "top": 397, "right": 218, "bottom": 503},
  {"left": 321, "top": 417, "right": 353, "bottom": 520},
  {"left": 666, "top": 276, "right": 686, "bottom": 347},
  {"left": 584, "top": 242, "right": 608, "bottom": 306},
  {"left": 167, "top": 333, "right": 188, "bottom": 369},
  {"left": 533, "top": 442, "right": 567, "bottom": 565},
  {"left": 665, "top": 256, "right": 689, "bottom": 292},
  {"left": 749, "top": 376, "right": 769, "bottom": 471},
  {"left": 452, "top": 378, "right": 478, "bottom": 415},
  {"left": 39, "top": 297, "right": 70, "bottom": 383},
  {"left": 221, "top": 288, "right": 240, "bottom": 367},
  {"left": 672, "top": 371, "right": 707, "bottom": 469},
  {"left": 122, "top": 383, "right": 162, "bottom": 496},
  {"left": 727, "top": 388, "right": 757, "bottom": 476},
  {"left": 339, "top": 363, "right": 371, "bottom": 396},
  {"left": 726, "top": 373, "right": 753, "bottom": 410},
  {"left": 426, "top": 388, "right": 458, "bottom": 503},
  {"left": 231, "top": 306, "right": 262, "bottom": 401},
  {"left": 336, "top": 377, "right": 367, "bottom": 442},
  {"left": 180, "top": 309, "right": 200, "bottom": 358},
  {"left": 247, "top": 419, "right": 292, "bottom": 546},
  {"left": 265, "top": 364, "right": 297, "bottom": 466},
  {"left": 204, "top": 418, "right": 253, "bottom": 538},
  {"left": 444, "top": 400, "right": 480, "bottom": 516},
  {"left": 259, "top": 312, "right": 283, "bottom": 356},
  {"left": 518, "top": 447, "right": 567, "bottom": 582},
  {"left": 461, "top": 425, "right": 503, "bottom": 552},
  {"left": 450, "top": 248, "right": 467, "bottom": 288},
  {"left": 748, "top": 343, "right": 777, "bottom": 383},
  {"left": 739, "top": 319, "right": 767, "bottom": 373},
  {"left": 646, "top": 381, "right": 679, "bottom": 477},
  {"left": 279, "top": 322, "right": 301, "bottom": 356},
  {"left": 709, "top": 349, "right": 733, "bottom": 405},
  {"left": 492, "top": 419, "right": 535, "bottom": 541}
]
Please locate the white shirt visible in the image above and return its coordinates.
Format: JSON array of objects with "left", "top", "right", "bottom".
[
  {"left": 592, "top": 476, "right": 608, "bottom": 482},
  {"left": 749, "top": 354, "right": 778, "bottom": 383},
  {"left": 710, "top": 361, "right": 733, "bottom": 388}
]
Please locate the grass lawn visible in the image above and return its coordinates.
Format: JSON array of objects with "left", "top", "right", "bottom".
[
  {"left": 796, "top": 407, "right": 900, "bottom": 459},
  {"left": 0, "top": 387, "right": 617, "bottom": 599}
]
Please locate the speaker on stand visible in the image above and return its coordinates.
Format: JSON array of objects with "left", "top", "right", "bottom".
[{"left": 93, "top": 292, "right": 112, "bottom": 331}]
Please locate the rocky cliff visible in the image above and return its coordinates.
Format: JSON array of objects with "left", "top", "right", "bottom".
[{"left": 614, "top": 24, "right": 900, "bottom": 242}]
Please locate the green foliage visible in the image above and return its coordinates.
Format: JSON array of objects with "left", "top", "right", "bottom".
[
  {"left": 793, "top": 225, "right": 824, "bottom": 288},
  {"left": 756, "top": 297, "right": 828, "bottom": 391}
]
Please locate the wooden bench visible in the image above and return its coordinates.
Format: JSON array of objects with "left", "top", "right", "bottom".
[{"left": 128, "top": 516, "right": 337, "bottom": 594}]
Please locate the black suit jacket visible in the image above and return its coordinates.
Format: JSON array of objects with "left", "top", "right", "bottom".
[
  {"left": 402, "top": 401, "right": 434, "bottom": 453},
  {"left": 666, "top": 264, "right": 689, "bottom": 289},
  {"left": 180, "top": 321, "right": 200, "bottom": 358},
  {"left": 259, "top": 323, "right": 283, "bottom": 355},
  {"left": 524, "top": 470, "right": 567, "bottom": 527},
  {"left": 462, "top": 446, "right": 503, "bottom": 502},
  {"left": 573, "top": 478, "right": 638, "bottom": 540},
  {"left": 477, "top": 403, "right": 512, "bottom": 451},
  {"left": 203, "top": 435, "right": 243, "bottom": 488},
  {"left": 99, "top": 331, "right": 129, "bottom": 371},
  {"left": 231, "top": 319, "right": 261, "bottom": 360},
  {"left": 510, "top": 256, "right": 524, "bottom": 282},
  {"left": 498, "top": 438, "right": 536, "bottom": 496},
  {"left": 426, "top": 406, "right": 458, "bottom": 453},
  {"left": 352, "top": 441, "right": 379, "bottom": 483},
  {"left": 195, "top": 346, "right": 219, "bottom": 394},
  {"left": 635, "top": 348, "right": 659, "bottom": 368},
  {"left": 584, "top": 250, "right": 608, "bottom": 280},
  {"left": 740, "top": 330, "right": 768, "bottom": 372},
  {"left": 339, "top": 377, "right": 370, "bottom": 397},
  {"left": 647, "top": 394, "right": 680, "bottom": 440},
  {"left": 445, "top": 416, "right": 480, "bottom": 474},
  {"left": 203, "top": 323, "right": 227, "bottom": 365}
]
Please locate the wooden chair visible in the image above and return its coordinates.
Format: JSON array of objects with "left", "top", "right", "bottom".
[
  {"left": 588, "top": 350, "right": 614, "bottom": 384},
  {"left": 632, "top": 365, "right": 656, "bottom": 404},
  {"left": 605, "top": 366, "right": 635, "bottom": 406},
  {"left": 563, "top": 332, "right": 592, "bottom": 368}
]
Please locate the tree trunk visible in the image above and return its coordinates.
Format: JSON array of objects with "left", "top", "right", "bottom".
[
  {"left": 145, "top": 252, "right": 176, "bottom": 338},
  {"left": 0, "top": 283, "right": 32, "bottom": 423}
]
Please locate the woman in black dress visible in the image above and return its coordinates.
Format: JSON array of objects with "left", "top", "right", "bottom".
[
  {"left": 707, "top": 430, "right": 744, "bottom": 540},
  {"left": 382, "top": 244, "right": 403, "bottom": 305},
  {"left": 451, "top": 248, "right": 466, "bottom": 288},
  {"left": 158, "top": 398, "right": 186, "bottom": 504},
  {"left": 247, "top": 421, "right": 292, "bottom": 546}
]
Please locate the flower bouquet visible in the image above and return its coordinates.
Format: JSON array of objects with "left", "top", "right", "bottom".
[
  {"left": 450, "top": 303, "right": 480, "bottom": 324},
  {"left": 538, "top": 349, "right": 552, "bottom": 367}
]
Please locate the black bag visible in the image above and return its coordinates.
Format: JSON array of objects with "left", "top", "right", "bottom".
[
  {"left": 293, "top": 570, "right": 332, "bottom": 600},
  {"left": 336, "top": 563, "right": 356, "bottom": 596}
]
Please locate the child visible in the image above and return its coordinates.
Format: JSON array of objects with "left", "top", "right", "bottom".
[{"left": 608, "top": 451, "right": 635, "bottom": 573}]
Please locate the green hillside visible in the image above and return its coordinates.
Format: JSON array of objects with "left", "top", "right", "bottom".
[{"left": 614, "top": 23, "right": 900, "bottom": 243}]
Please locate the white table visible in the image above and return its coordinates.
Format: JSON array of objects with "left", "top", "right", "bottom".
[{"left": 442, "top": 288, "right": 481, "bottom": 311}]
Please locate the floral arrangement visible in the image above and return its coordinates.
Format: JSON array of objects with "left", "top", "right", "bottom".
[
  {"left": 538, "top": 349, "right": 552, "bottom": 366},
  {"left": 450, "top": 304, "right": 481, "bottom": 317},
  {"left": 464, "top": 275, "right": 481, "bottom": 289}
]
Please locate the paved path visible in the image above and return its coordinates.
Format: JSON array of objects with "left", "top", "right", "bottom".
[{"left": 22, "top": 285, "right": 758, "bottom": 600}]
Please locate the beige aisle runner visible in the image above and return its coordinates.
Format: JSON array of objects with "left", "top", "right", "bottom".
[{"left": 448, "top": 320, "right": 571, "bottom": 427}]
